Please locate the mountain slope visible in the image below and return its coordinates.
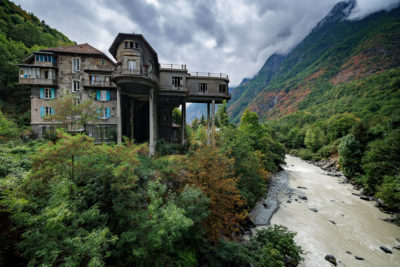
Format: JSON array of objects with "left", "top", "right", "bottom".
[
  {"left": 0, "top": 0, "right": 73, "bottom": 125},
  {"left": 227, "top": 0, "right": 400, "bottom": 123}
]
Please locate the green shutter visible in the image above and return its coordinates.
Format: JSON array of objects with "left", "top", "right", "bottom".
[
  {"left": 107, "top": 90, "right": 110, "bottom": 101},
  {"left": 51, "top": 88, "right": 55, "bottom": 98},
  {"left": 40, "top": 88, "right": 44, "bottom": 99},
  {"left": 40, "top": 107, "right": 45, "bottom": 117},
  {"left": 96, "top": 90, "right": 100, "bottom": 100}
]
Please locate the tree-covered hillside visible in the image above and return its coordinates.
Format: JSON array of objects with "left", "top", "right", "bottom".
[
  {"left": 227, "top": 1, "right": 400, "bottom": 123},
  {"left": 227, "top": 0, "right": 400, "bottom": 211},
  {"left": 0, "top": 0, "right": 73, "bottom": 125}
]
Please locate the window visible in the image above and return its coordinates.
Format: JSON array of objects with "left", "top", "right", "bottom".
[
  {"left": 99, "top": 108, "right": 110, "bottom": 119},
  {"left": 60, "top": 57, "right": 63, "bottom": 63},
  {"left": 128, "top": 60, "right": 136, "bottom": 71},
  {"left": 40, "top": 55, "right": 44, "bottom": 62},
  {"left": 105, "top": 76, "right": 110, "bottom": 85},
  {"left": 100, "top": 90, "right": 107, "bottom": 101},
  {"left": 90, "top": 75, "right": 97, "bottom": 85},
  {"left": 72, "top": 80, "right": 80, "bottom": 92},
  {"left": 130, "top": 41, "right": 134, "bottom": 48},
  {"left": 72, "top": 58, "right": 80, "bottom": 72},
  {"left": 172, "top": 76, "right": 182, "bottom": 88},
  {"left": 74, "top": 97, "right": 80, "bottom": 106},
  {"left": 125, "top": 41, "right": 128, "bottom": 48},
  {"left": 198, "top": 83, "right": 207, "bottom": 92},
  {"left": 36, "top": 68, "right": 40, "bottom": 78},
  {"left": 219, "top": 84, "right": 226, "bottom": 93},
  {"left": 44, "top": 88, "right": 51, "bottom": 99},
  {"left": 40, "top": 106, "right": 54, "bottom": 117},
  {"left": 100, "top": 59, "right": 105, "bottom": 65},
  {"left": 35, "top": 55, "right": 39, "bottom": 61},
  {"left": 135, "top": 42, "right": 139, "bottom": 49}
]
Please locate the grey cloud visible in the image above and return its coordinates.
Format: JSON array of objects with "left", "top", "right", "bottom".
[{"left": 13, "top": 0, "right": 400, "bottom": 85}]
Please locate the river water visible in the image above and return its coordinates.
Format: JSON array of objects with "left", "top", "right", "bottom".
[{"left": 250, "top": 155, "right": 400, "bottom": 267}]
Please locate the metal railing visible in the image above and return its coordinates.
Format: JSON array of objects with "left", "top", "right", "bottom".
[
  {"left": 83, "top": 81, "right": 116, "bottom": 87},
  {"left": 112, "top": 67, "right": 158, "bottom": 83},
  {"left": 159, "top": 84, "right": 187, "bottom": 92},
  {"left": 160, "top": 63, "right": 187, "bottom": 70},
  {"left": 188, "top": 72, "right": 228, "bottom": 79}
]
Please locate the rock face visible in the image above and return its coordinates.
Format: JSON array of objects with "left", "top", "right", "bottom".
[
  {"left": 380, "top": 246, "right": 392, "bottom": 254},
  {"left": 325, "top": 255, "right": 337, "bottom": 266}
]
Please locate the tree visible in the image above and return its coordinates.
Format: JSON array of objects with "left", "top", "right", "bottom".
[
  {"left": 172, "top": 107, "right": 182, "bottom": 125},
  {"left": 338, "top": 133, "right": 363, "bottom": 178},
  {"left": 304, "top": 126, "right": 325, "bottom": 152},
  {"left": 184, "top": 145, "right": 246, "bottom": 242},
  {"left": 216, "top": 100, "right": 230, "bottom": 128},
  {"left": 45, "top": 94, "right": 99, "bottom": 134}
]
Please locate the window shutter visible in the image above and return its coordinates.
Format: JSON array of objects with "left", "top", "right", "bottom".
[
  {"left": 107, "top": 90, "right": 110, "bottom": 101},
  {"left": 40, "top": 107, "right": 45, "bottom": 117},
  {"left": 51, "top": 108, "right": 55, "bottom": 115},
  {"left": 40, "top": 88, "right": 44, "bottom": 99},
  {"left": 97, "top": 109, "right": 101, "bottom": 119},
  {"left": 106, "top": 108, "right": 110, "bottom": 118},
  {"left": 51, "top": 88, "right": 55, "bottom": 98},
  {"left": 96, "top": 90, "right": 100, "bottom": 100}
]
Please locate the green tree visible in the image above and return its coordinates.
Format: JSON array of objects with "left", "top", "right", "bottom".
[
  {"left": 338, "top": 133, "right": 363, "bottom": 178},
  {"left": 304, "top": 126, "right": 325, "bottom": 152}
]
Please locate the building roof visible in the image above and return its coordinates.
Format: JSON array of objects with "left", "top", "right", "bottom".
[
  {"left": 42, "top": 43, "right": 104, "bottom": 55},
  {"left": 108, "top": 33, "right": 158, "bottom": 61}
]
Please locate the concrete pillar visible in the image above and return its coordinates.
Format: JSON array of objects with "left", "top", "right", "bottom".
[
  {"left": 117, "top": 88, "right": 122, "bottom": 144},
  {"left": 181, "top": 102, "right": 186, "bottom": 145},
  {"left": 211, "top": 99, "right": 215, "bottom": 144},
  {"left": 149, "top": 87, "right": 155, "bottom": 156},
  {"left": 207, "top": 102, "right": 210, "bottom": 144},
  {"left": 130, "top": 99, "right": 134, "bottom": 140}
]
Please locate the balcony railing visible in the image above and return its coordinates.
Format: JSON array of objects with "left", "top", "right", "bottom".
[
  {"left": 160, "top": 63, "right": 187, "bottom": 70},
  {"left": 188, "top": 72, "right": 229, "bottom": 79},
  {"left": 112, "top": 67, "right": 158, "bottom": 83},
  {"left": 83, "top": 81, "right": 116, "bottom": 87},
  {"left": 159, "top": 84, "right": 187, "bottom": 92},
  {"left": 19, "top": 77, "right": 56, "bottom": 86}
]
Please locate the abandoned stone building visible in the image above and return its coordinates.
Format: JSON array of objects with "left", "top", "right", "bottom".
[{"left": 19, "top": 33, "right": 230, "bottom": 155}]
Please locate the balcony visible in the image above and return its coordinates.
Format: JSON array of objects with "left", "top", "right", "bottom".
[
  {"left": 112, "top": 66, "right": 158, "bottom": 84},
  {"left": 19, "top": 77, "right": 57, "bottom": 86},
  {"left": 159, "top": 84, "right": 187, "bottom": 92},
  {"left": 83, "top": 80, "right": 117, "bottom": 88}
]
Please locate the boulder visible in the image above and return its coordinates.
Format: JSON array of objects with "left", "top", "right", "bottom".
[
  {"left": 297, "top": 186, "right": 308, "bottom": 189},
  {"left": 380, "top": 246, "right": 392, "bottom": 254},
  {"left": 329, "top": 220, "right": 336, "bottom": 225},
  {"left": 325, "top": 255, "right": 337, "bottom": 266},
  {"left": 309, "top": 208, "right": 318, "bottom": 213},
  {"left": 345, "top": 251, "right": 352, "bottom": 254},
  {"left": 393, "top": 245, "right": 400, "bottom": 250},
  {"left": 299, "top": 195, "right": 308, "bottom": 200},
  {"left": 360, "top": 196, "right": 371, "bottom": 201},
  {"left": 355, "top": 256, "right": 364, "bottom": 260}
]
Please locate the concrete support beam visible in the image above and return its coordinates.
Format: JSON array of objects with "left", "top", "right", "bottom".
[
  {"left": 130, "top": 99, "right": 134, "bottom": 140},
  {"left": 207, "top": 103, "right": 210, "bottom": 144},
  {"left": 117, "top": 88, "right": 122, "bottom": 144},
  {"left": 181, "top": 102, "right": 186, "bottom": 145},
  {"left": 149, "top": 87, "right": 155, "bottom": 156},
  {"left": 211, "top": 99, "right": 215, "bottom": 144}
]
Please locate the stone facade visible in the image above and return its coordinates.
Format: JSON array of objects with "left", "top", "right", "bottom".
[{"left": 19, "top": 33, "right": 230, "bottom": 155}]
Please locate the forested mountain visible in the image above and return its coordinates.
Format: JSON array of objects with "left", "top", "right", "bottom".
[
  {"left": 0, "top": 0, "right": 73, "bottom": 125},
  {"left": 227, "top": 0, "right": 400, "bottom": 123},
  {"left": 227, "top": 0, "right": 400, "bottom": 211}
]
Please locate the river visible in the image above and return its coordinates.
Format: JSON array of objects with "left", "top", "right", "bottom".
[{"left": 249, "top": 155, "right": 400, "bottom": 267}]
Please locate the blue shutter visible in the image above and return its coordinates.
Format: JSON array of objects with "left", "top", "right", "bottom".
[
  {"left": 51, "top": 88, "right": 55, "bottom": 98},
  {"left": 96, "top": 90, "right": 100, "bottom": 100},
  {"left": 106, "top": 108, "right": 110, "bottom": 118},
  {"left": 40, "top": 107, "right": 45, "bottom": 117},
  {"left": 40, "top": 55, "right": 43, "bottom": 62},
  {"left": 51, "top": 108, "right": 55, "bottom": 115},
  {"left": 107, "top": 90, "right": 110, "bottom": 101},
  {"left": 97, "top": 109, "right": 101, "bottom": 119},
  {"left": 36, "top": 55, "right": 39, "bottom": 61},
  {"left": 40, "top": 88, "right": 44, "bottom": 99}
]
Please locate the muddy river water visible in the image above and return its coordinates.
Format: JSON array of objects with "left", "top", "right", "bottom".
[{"left": 250, "top": 155, "right": 400, "bottom": 266}]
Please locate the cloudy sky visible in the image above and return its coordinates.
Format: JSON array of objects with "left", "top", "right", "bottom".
[{"left": 14, "top": 0, "right": 400, "bottom": 86}]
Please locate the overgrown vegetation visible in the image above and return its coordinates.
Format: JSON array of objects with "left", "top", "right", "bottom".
[{"left": 0, "top": 103, "right": 300, "bottom": 266}]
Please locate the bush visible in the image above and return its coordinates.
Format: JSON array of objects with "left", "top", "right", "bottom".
[{"left": 376, "top": 174, "right": 400, "bottom": 211}]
